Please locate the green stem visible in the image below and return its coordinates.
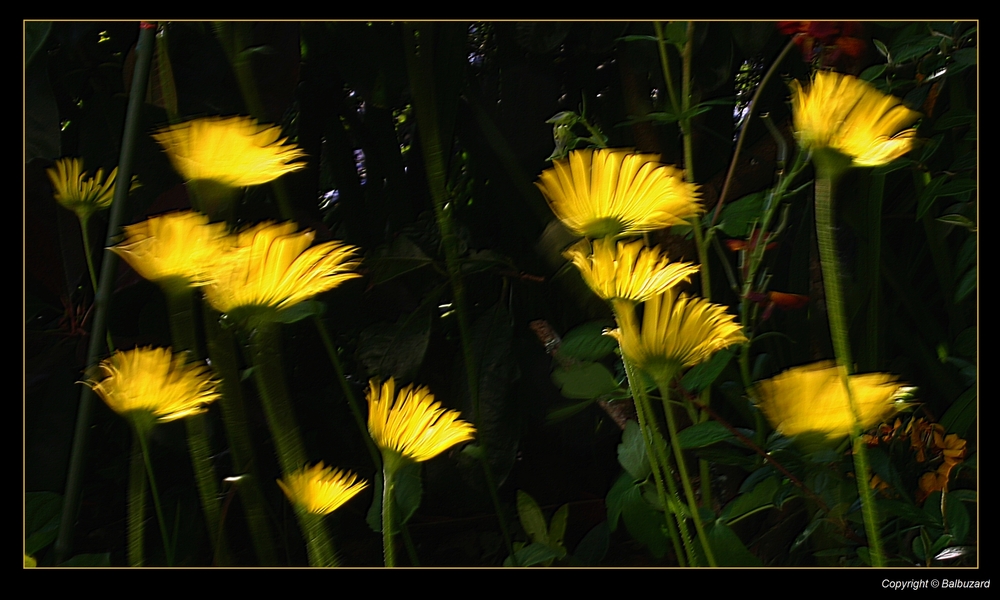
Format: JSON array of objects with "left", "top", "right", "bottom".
[
  {"left": 137, "top": 427, "right": 174, "bottom": 566},
  {"left": 126, "top": 432, "right": 147, "bottom": 567},
  {"left": 78, "top": 215, "right": 99, "bottom": 294},
  {"left": 203, "top": 308, "right": 278, "bottom": 565},
  {"left": 402, "top": 22, "right": 516, "bottom": 564},
  {"left": 656, "top": 377, "right": 717, "bottom": 567},
  {"left": 622, "top": 355, "right": 690, "bottom": 566},
  {"left": 165, "top": 287, "right": 228, "bottom": 564},
  {"left": 55, "top": 22, "right": 155, "bottom": 564},
  {"left": 814, "top": 171, "right": 886, "bottom": 567},
  {"left": 247, "top": 319, "right": 339, "bottom": 565},
  {"left": 381, "top": 455, "right": 400, "bottom": 567},
  {"left": 298, "top": 509, "right": 338, "bottom": 567}
]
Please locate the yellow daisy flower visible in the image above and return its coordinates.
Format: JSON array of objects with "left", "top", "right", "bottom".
[
  {"left": 753, "top": 361, "right": 908, "bottom": 439},
  {"left": 152, "top": 116, "right": 307, "bottom": 188},
  {"left": 111, "top": 211, "right": 230, "bottom": 289},
  {"left": 203, "top": 221, "right": 362, "bottom": 319},
  {"left": 84, "top": 347, "right": 219, "bottom": 431},
  {"left": 277, "top": 462, "right": 368, "bottom": 515},
  {"left": 367, "top": 377, "right": 476, "bottom": 464},
  {"left": 563, "top": 237, "right": 699, "bottom": 304},
  {"left": 607, "top": 289, "right": 746, "bottom": 383},
  {"left": 47, "top": 157, "right": 138, "bottom": 221},
  {"left": 790, "top": 70, "right": 920, "bottom": 170},
  {"left": 535, "top": 148, "right": 702, "bottom": 239}
]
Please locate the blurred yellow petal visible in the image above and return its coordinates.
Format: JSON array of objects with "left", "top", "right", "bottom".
[
  {"left": 367, "top": 377, "right": 476, "bottom": 463},
  {"left": 535, "top": 148, "right": 702, "bottom": 238},
  {"left": 754, "top": 361, "right": 908, "bottom": 440},
  {"left": 790, "top": 71, "right": 920, "bottom": 169},
  {"left": 84, "top": 347, "right": 219, "bottom": 428},
  {"left": 563, "top": 237, "right": 699, "bottom": 304},
  {"left": 47, "top": 157, "right": 138, "bottom": 221},
  {"left": 277, "top": 462, "right": 368, "bottom": 515},
  {"left": 203, "top": 222, "right": 362, "bottom": 318},
  {"left": 111, "top": 211, "right": 230, "bottom": 288},
  {"left": 153, "top": 116, "right": 307, "bottom": 188},
  {"left": 607, "top": 289, "right": 745, "bottom": 382}
]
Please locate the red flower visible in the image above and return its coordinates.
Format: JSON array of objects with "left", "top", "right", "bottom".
[{"left": 778, "top": 21, "right": 865, "bottom": 63}]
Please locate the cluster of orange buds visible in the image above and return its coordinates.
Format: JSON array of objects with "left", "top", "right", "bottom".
[{"left": 864, "top": 417, "right": 968, "bottom": 503}]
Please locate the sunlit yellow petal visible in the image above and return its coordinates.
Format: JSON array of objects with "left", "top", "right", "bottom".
[
  {"left": 753, "top": 361, "right": 908, "bottom": 440},
  {"left": 203, "top": 222, "right": 362, "bottom": 318},
  {"left": 366, "top": 377, "right": 476, "bottom": 463},
  {"left": 607, "top": 289, "right": 746, "bottom": 382},
  {"left": 153, "top": 116, "right": 307, "bottom": 188},
  {"left": 563, "top": 237, "right": 699, "bottom": 304},
  {"left": 111, "top": 211, "right": 230, "bottom": 288},
  {"left": 277, "top": 462, "right": 368, "bottom": 515},
  {"left": 84, "top": 347, "right": 219, "bottom": 427},
  {"left": 790, "top": 71, "right": 920, "bottom": 169},
  {"left": 535, "top": 148, "right": 702, "bottom": 238},
  {"left": 47, "top": 157, "right": 139, "bottom": 221}
]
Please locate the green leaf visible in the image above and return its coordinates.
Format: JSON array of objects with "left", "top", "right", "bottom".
[
  {"left": 714, "top": 192, "right": 766, "bottom": 237},
  {"left": 860, "top": 64, "right": 886, "bottom": 81},
  {"left": 545, "top": 399, "right": 597, "bottom": 424},
  {"left": 934, "top": 107, "right": 976, "bottom": 130},
  {"left": 25, "top": 492, "right": 62, "bottom": 555},
  {"left": 617, "top": 420, "right": 651, "bottom": 480},
  {"left": 617, "top": 35, "right": 658, "bottom": 43},
  {"left": 681, "top": 348, "right": 734, "bottom": 393},
  {"left": 940, "top": 386, "right": 975, "bottom": 438},
  {"left": 620, "top": 480, "right": 668, "bottom": 558},
  {"left": 357, "top": 304, "right": 432, "bottom": 382},
  {"left": 366, "top": 461, "right": 423, "bottom": 533},
  {"left": 559, "top": 320, "right": 617, "bottom": 361},
  {"left": 517, "top": 490, "right": 549, "bottom": 545},
  {"left": 606, "top": 471, "right": 632, "bottom": 531},
  {"left": 706, "top": 522, "right": 761, "bottom": 566},
  {"left": 954, "top": 267, "right": 976, "bottom": 303},
  {"left": 367, "top": 235, "right": 435, "bottom": 285},
  {"left": 916, "top": 175, "right": 946, "bottom": 220},
  {"left": 936, "top": 214, "right": 976, "bottom": 231},
  {"left": 945, "top": 491, "right": 970, "bottom": 544},
  {"left": 503, "top": 542, "right": 564, "bottom": 566},
  {"left": 25, "top": 22, "right": 52, "bottom": 67},
  {"left": 572, "top": 521, "right": 610, "bottom": 566},
  {"left": 549, "top": 503, "right": 569, "bottom": 549},
  {"left": 676, "top": 420, "right": 733, "bottom": 449},
  {"left": 551, "top": 362, "right": 622, "bottom": 400},
  {"left": 273, "top": 300, "right": 325, "bottom": 324},
  {"left": 59, "top": 553, "right": 111, "bottom": 567},
  {"left": 720, "top": 475, "right": 778, "bottom": 524},
  {"left": 873, "top": 38, "right": 890, "bottom": 60}
]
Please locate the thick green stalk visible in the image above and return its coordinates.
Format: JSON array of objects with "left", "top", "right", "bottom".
[
  {"left": 78, "top": 215, "right": 99, "bottom": 294},
  {"left": 138, "top": 427, "right": 174, "bottom": 566},
  {"left": 298, "top": 509, "right": 338, "bottom": 568},
  {"left": 55, "top": 22, "right": 155, "bottom": 563},
  {"left": 656, "top": 378, "right": 717, "bottom": 567},
  {"left": 127, "top": 433, "right": 147, "bottom": 567},
  {"left": 203, "top": 308, "right": 278, "bottom": 565},
  {"left": 247, "top": 320, "right": 339, "bottom": 566},
  {"left": 612, "top": 299, "right": 691, "bottom": 564},
  {"left": 622, "top": 355, "right": 690, "bottom": 566},
  {"left": 402, "top": 22, "right": 515, "bottom": 563},
  {"left": 814, "top": 171, "right": 886, "bottom": 566},
  {"left": 165, "top": 287, "right": 228, "bottom": 564},
  {"left": 380, "top": 452, "right": 408, "bottom": 567}
]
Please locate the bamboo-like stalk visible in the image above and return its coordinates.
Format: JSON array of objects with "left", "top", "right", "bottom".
[
  {"left": 401, "top": 21, "right": 516, "bottom": 564},
  {"left": 813, "top": 170, "right": 886, "bottom": 567},
  {"left": 246, "top": 320, "right": 338, "bottom": 566},
  {"left": 126, "top": 433, "right": 147, "bottom": 567},
  {"left": 164, "top": 288, "right": 229, "bottom": 564},
  {"left": 55, "top": 22, "right": 155, "bottom": 564}
]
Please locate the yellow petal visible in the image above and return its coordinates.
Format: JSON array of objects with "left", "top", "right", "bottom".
[{"left": 277, "top": 462, "right": 368, "bottom": 515}]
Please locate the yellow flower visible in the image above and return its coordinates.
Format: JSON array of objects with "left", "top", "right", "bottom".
[
  {"left": 277, "top": 462, "right": 368, "bottom": 515},
  {"left": 367, "top": 377, "right": 476, "bottom": 463},
  {"left": 84, "top": 347, "right": 219, "bottom": 430},
  {"left": 563, "top": 237, "right": 699, "bottom": 304},
  {"left": 790, "top": 70, "right": 920, "bottom": 170},
  {"left": 535, "top": 148, "right": 702, "bottom": 238},
  {"left": 203, "top": 222, "right": 362, "bottom": 319},
  {"left": 606, "top": 289, "right": 746, "bottom": 383},
  {"left": 47, "top": 157, "right": 138, "bottom": 221},
  {"left": 152, "top": 116, "right": 307, "bottom": 188},
  {"left": 753, "top": 361, "right": 908, "bottom": 439},
  {"left": 111, "top": 211, "right": 230, "bottom": 289}
]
